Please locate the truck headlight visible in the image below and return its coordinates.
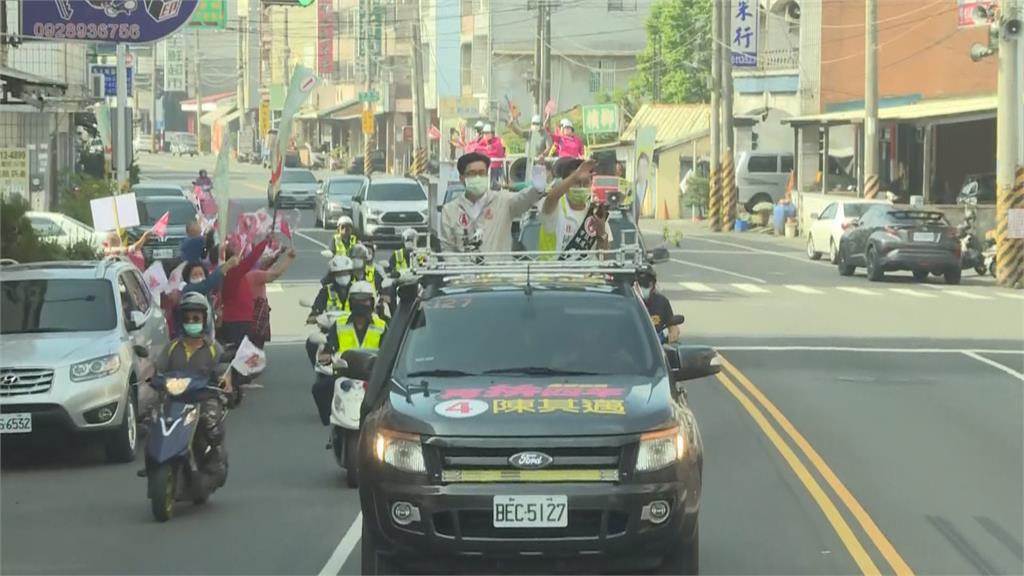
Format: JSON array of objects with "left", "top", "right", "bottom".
[
  {"left": 635, "top": 427, "right": 686, "bottom": 472},
  {"left": 374, "top": 430, "right": 426, "bottom": 473},
  {"left": 70, "top": 354, "right": 122, "bottom": 382}
]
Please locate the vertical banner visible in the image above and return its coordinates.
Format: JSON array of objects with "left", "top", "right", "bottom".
[
  {"left": 633, "top": 126, "right": 656, "bottom": 220},
  {"left": 214, "top": 130, "right": 232, "bottom": 237},
  {"left": 317, "top": 0, "right": 335, "bottom": 76},
  {"left": 957, "top": 0, "right": 996, "bottom": 27},
  {"left": 730, "top": 0, "right": 759, "bottom": 68},
  {"left": 162, "top": 33, "right": 187, "bottom": 92},
  {"left": 268, "top": 66, "right": 317, "bottom": 203}
]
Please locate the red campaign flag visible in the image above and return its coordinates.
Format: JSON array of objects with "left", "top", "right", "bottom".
[
  {"left": 280, "top": 218, "right": 293, "bottom": 239},
  {"left": 152, "top": 211, "right": 170, "bottom": 240},
  {"left": 429, "top": 125, "right": 441, "bottom": 141},
  {"left": 544, "top": 99, "right": 556, "bottom": 120}
]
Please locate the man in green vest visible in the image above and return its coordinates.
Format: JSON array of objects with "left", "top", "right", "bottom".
[
  {"left": 332, "top": 215, "right": 360, "bottom": 257},
  {"left": 538, "top": 157, "right": 611, "bottom": 256},
  {"left": 311, "top": 281, "right": 387, "bottom": 425}
]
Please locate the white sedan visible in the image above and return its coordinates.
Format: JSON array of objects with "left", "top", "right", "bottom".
[
  {"left": 806, "top": 200, "right": 889, "bottom": 263},
  {"left": 26, "top": 211, "right": 105, "bottom": 251}
]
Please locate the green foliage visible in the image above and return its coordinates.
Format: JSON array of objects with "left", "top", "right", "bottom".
[
  {"left": 0, "top": 196, "right": 97, "bottom": 263},
  {"left": 59, "top": 174, "right": 118, "bottom": 227},
  {"left": 129, "top": 160, "right": 141, "bottom": 185},
  {"left": 632, "top": 0, "right": 712, "bottom": 104},
  {"left": 683, "top": 175, "right": 710, "bottom": 208},
  {"left": 500, "top": 128, "right": 525, "bottom": 155}
]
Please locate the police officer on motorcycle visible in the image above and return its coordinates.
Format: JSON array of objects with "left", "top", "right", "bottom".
[
  {"left": 349, "top": 243, "right": 383, "bottom": 295},
  {"left": 389, "top": 229, "right": 419, "bottom": 273},
  {"left": 332, "top": 216, "right": 359, "bottom": 257},
  {"left": 139, "top": 293, "right": 228, "bottom": 487},
  {"left": 311, "top": 282, "right": 387, "bottom": 425},
  {"left": 305, "top": 255, "right": 355, "bottom": 365}
]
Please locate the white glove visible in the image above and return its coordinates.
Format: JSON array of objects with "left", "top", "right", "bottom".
[{"left": 531, "top": 164, "right": 548, "bottom": 193}]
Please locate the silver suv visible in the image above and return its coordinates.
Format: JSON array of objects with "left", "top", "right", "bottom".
[{"left": 0, "top": 258, "right": 169, "bottom": 462}]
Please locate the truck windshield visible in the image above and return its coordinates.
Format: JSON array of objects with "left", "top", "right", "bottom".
[{"left": 394, "top": 291, "right": 661, "bottom": 378}]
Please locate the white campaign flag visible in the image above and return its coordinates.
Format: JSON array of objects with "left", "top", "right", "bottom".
[
  {"left": 230, "top": 336, "right": 266, "bottom": 376},
  {"left": 141, "top": 262, "right": 170, "bottom": 297}
]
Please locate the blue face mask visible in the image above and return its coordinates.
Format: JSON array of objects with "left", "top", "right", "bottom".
[{"left": 183, "top": 323, "right": 204, "bottom": 337}]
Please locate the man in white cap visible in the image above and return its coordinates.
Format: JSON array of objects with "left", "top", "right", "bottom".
[
  {"left": 549, "top": 117, "right": 584, "bottom": 159},
  {"left": 508, "top": 114, "right": 553, "bottom": 161}
]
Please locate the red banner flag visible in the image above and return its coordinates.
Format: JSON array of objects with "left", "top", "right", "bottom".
[{"left": 152, "top": 211, "right": 170, "bottom": 240}]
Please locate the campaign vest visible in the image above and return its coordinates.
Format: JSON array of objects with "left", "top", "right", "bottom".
[
  {"left": 335, "top": 314, "right": 386, "bottom": 352},
  {"left": 333, "top": 234, "right": 357, "bottom": 255}
]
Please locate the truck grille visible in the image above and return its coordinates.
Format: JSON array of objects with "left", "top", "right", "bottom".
[
  {"left": 0, "top": 368, "right": 55, "bottom": 397},
  {"left": 381, "top": 211, "right": 424, "bottom": 224},
  {"left": 431, "top": 439, "right": 625, "bottom": 484}
]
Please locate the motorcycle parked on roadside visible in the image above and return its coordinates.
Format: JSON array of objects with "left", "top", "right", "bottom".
[
  {"left": 142, "top": 349, "right": 235, "bottom": 522},
  {"left": 957, "top": 182, "right": 987, "bottom": 276},
  {"left": 983, "top": 231, "right": 997, "bottom": 278}
]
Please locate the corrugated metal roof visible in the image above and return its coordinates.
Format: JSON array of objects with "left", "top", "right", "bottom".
[
  {"left": 785, "top": 95, "right": 996, "bottom": 126},
  {"left": 620, "top": 103, "right": 711, "bottom": 143}
]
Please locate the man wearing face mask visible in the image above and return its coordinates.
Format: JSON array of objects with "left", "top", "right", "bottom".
[
  {"left": 348, "top": 243, "right": 383, "bottom": 295},
  {"left": 638, "top": 267, "right": 679, "bottom": 344},
  {"left": 311, "top": 281, "right": 387, "bottom": 425},
  {"left": 332, "top": 215, "right": 359, "bottom": 257},
  {"left": 305, "top": 255, "right": 355, "bottom": 365},
  {"left": 389, "top": 228, "right": 419, "bottom": 273},
  {"left": 509, "top": 114, "right": 553, "bottom": 161},
  {"left": 538, "top": 157, "right": 611, "bottom": 255},
  {"left": 440, "top": 152, "right": 545, "bottom": 253}
]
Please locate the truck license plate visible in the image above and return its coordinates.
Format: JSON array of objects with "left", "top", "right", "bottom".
[
  {"left": 493, "top": 495, "right": 568, "bottom": 528},
  {"left": 0, "top": 413, "right": 33, "bottom": 434}
]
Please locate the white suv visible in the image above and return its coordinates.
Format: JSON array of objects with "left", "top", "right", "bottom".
[
  {"left": 351, "top": 176, "right": 429, "bottom": 244},
  {"left": 0, "top": 258, "right": 169, "bottom": 462}
]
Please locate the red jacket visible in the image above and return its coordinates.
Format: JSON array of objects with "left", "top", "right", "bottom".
[
  {"left": 480, "top": 136, "right": 506, "bottom": 168},
  {"left": 221, "top": 238, "right": 269, "bottom": 323}
]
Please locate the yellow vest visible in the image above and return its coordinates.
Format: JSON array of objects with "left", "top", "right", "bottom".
[
  {"left": 335, "top": 314, "right": 386, "bottom": 351},
  {"left": 394, "top": 249, "right": 409, "bottom": 271},
  {"left": 325, "top": 285, "right": 349, "bottom": 312},
  {"left": 333, "top": 234, "right": 357, "bottom": 255},
  {"left": 537, "top": 196, "right": 570, "bottom": 256}
]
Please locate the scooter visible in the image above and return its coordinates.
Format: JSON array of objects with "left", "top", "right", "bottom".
[
  {"left": 957, "top": 182, "right": 987, "bottom": 275},
  {"left": 143, "top": 355, "right": 234, "bottom": 522},
  {"left": 311, "top": 334, "right": 363, "bottom": 489}
]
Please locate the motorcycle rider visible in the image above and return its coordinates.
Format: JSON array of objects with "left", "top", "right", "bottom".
[
  {"left": 332, "top": 215, "right": 359, "bottom": 257},
  {"left": 139, "top": 293, "right": 228, "bottom": 488},
  {"left": 349, "top": 243, "right": 383, "bottom": 295},
  {"left": 637, "top": 267, "right": 679, "bottom": 344},
  {"left": 305, "top": 255, "right": 355, "bottom": 364},
  {"left": 388, "top": 229, "right": 420, "bottom": 274},
  {"left": 194, "top": 169, "right": 213, "bottom": 190},
  {"left": 311, "top": 281, "right": 387, "bottom": 425}
]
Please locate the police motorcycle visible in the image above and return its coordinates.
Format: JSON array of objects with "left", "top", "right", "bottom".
[
  {"left": 957, "top": 181, "right": 988, "bottom": 275},
  {"left": 142, "top": 345, "right": 237, "bottom": 522}
]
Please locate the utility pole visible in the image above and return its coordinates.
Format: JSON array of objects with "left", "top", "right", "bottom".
[
  {"left": 534, "top": 2, "right": 542, "bottom": 114},
  {"left": 116, "top": 43, "right": 129, "bottom": 186},
  {"left": 863, "top": 0, "right": 880, "bottom": 199},
  {"left": 995, "top": 0, "right": 1022, "bottom": 288},
  {"left": 541, "top": 1, "right": 551, "bottom": 110},
  {"left": 194, "top": 28, "right": 203, "bottom": 154},
  {"left": 708, "top": 0, "right": 722, "bottom": 232},
  {"left": 283, "top": 6, "right": 291, "bottom": 80},
  {"left": 721, "top": 0, "right": 736, "bottom": 232},
  {"left": 410, "top": 1, "right": 427, "bottom": 177},
  {"left": 237, "top": 17, "right": 245, "bottom": 146},
  {"left": 363, "top": 0, "right": 375, "bottom": 176},
  {"left": 152, "top": 45, "right": 158, "bottom": 153}
]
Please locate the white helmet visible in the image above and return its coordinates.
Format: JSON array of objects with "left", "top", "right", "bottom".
[
  {"left": 474, "top": 120, "right": 484, "bottom": 129},
  {"left": 401, "top": 228, "right": 418, "bottom": 243},
  {"left": 348, "top": 280, "right": 375, "bottom": 304},
  {"left": 531, "top": 114, "right": 541, "bottom": 125},
  {"left": 328, "top": 255, "right": 353, "bottom": 273},
  {"left": 559, "top": 118, "right": 573, "bottom": 129},
  {"left": 337, "top": 215, "right": 353, "bottom": 229},
  {"left": 483, "top": 123, "right": 494, "bottom": 133}
]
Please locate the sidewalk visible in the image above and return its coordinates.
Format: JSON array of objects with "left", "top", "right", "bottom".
[{"left": 637, "top": 218, "right": 806, "bottom": 252}]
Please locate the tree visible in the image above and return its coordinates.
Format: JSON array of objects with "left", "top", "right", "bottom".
[{"left": 632, "top": 0, "right": 712, "bottom": 104}]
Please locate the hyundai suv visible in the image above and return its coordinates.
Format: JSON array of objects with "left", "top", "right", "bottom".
[
  {"left": 0, "top": 258, "right": 169, "bottom": 462},
  {"left": 343, "top": 249, "right": 720, "bottom": 574}
]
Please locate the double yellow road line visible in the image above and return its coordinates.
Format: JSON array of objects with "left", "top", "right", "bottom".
[{"left": 716, "top": 356, "right": 914, "bottom": 576}]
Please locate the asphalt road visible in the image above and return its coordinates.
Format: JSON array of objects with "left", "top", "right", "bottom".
[{"left": 2, "top": 154, "right": 1022, "bottom": 575}]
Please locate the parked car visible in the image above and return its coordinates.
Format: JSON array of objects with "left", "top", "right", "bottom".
[
  {"left": 0, "top": 258, "right": 169, "bottom": 462},
  {"left": 806, "top": 200, "right": 889, "bottom": 263},
  {"left": 131, "top": 181, "right": 189, "bottom": 200},
  {"left": 347, "top": 152, "right": 386, "bottom": 175},
  {"left": 129, "top": 195, "right": 200, "bottom": 270},
  {"left": 26, "top": 211, "right": 104, "bottom": 251},
  {"left": 133, "top": 133, "right": 154, "bottom": 154},
  {"left": 315, "top": 175, "right": 367, "bottom": 229},
  {"left": 351, "top": 176, "right": 428, "bottom": 244},
  {"left": 270, "top": 168, "right": 320, "bottom": 208},
  {"left": 836, "top": 206, "right": 962, "bottom": 284},
  {"left": 169, "top": 133, "right": 198, "bottom": 157}
]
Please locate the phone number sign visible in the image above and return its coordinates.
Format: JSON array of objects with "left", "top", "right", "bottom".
[{"left": 21, "top": 0, "right": 200, "bottom": 44}]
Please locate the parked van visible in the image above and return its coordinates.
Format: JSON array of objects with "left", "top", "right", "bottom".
[{"left": 735, "top": 151, "right": 794, "bottom": 212}]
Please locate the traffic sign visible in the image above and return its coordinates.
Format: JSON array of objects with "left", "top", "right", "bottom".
[
  {"left": 362, "top": 110, "right": 375, "bottom": 135},
  {"left": 358, "top": 90, "right": 379, "bottom": 103}
]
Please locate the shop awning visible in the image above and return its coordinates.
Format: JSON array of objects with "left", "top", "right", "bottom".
[
  {"left": 319, "top": 99, "right": 362, "bottom": 120},
  {"left": 784, "top": 95, "right": 996, "bottom": 127},
  {"left": 200, "top": 106, "right": 234, "bottom": 127}
]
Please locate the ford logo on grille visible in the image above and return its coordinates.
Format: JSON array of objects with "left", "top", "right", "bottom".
[{"left": 508, "top": 451, "right": 553, "bottom": 469}]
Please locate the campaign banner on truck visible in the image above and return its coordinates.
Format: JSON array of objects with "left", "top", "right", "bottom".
[{"left": 21, "top": 0, "right": 200, "bottom": 44}]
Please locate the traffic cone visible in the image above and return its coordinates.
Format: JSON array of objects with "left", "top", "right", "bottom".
[{"left": 659, "top": 199, "right": 670, "bottom": 221}]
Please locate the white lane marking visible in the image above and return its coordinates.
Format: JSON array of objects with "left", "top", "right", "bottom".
[
  {"left": 683, "top": 235, "right": 819, "bottom": 265},
  {"left": 318, "top": 512, "right": 362, "bottom": 576},
  {"left": 669, "top": 249, "right": 757, "bottom": 255},
  {"left": 296, "top": 230, "right": 331, "bottom": 250},
  {"left": 785, "top": 284, "right": 825, "bottom": 295},
  {"left": 669, "top": 258, "right": 767, "bottom": 283},
  {"left": 962, "top": 351, "right": 1024, "bottom": 381},
  {"left": 944, "top": 290, "right": 991, "bottom": 300},
  {"left": 837, "top": 287, "right": 882, "bottom": 296},
  {"left": 678, "top": 282, "right": 716, "bottom": 292},
  {"left": 888, "top": 288, "right": 937, "bottom": 298},
  {"left": 733, "top": 283, "right": 770, "bottom": 294},
  {"left": 995, "top": 291, "right": 1024, "bottom": 300},
  {"left": 715, "top": 346, "right": 1023, "bottom": 355}
]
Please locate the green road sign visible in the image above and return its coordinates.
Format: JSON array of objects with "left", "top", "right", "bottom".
[
  {"left": 582, "top": 104, "right": 619, "bottom": 135},
  {"left": 358, "top": 91, "right": 380, "bottom": 103},
  {"left": 190, "top": 0, "right": 227, "bottom": 29}
]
